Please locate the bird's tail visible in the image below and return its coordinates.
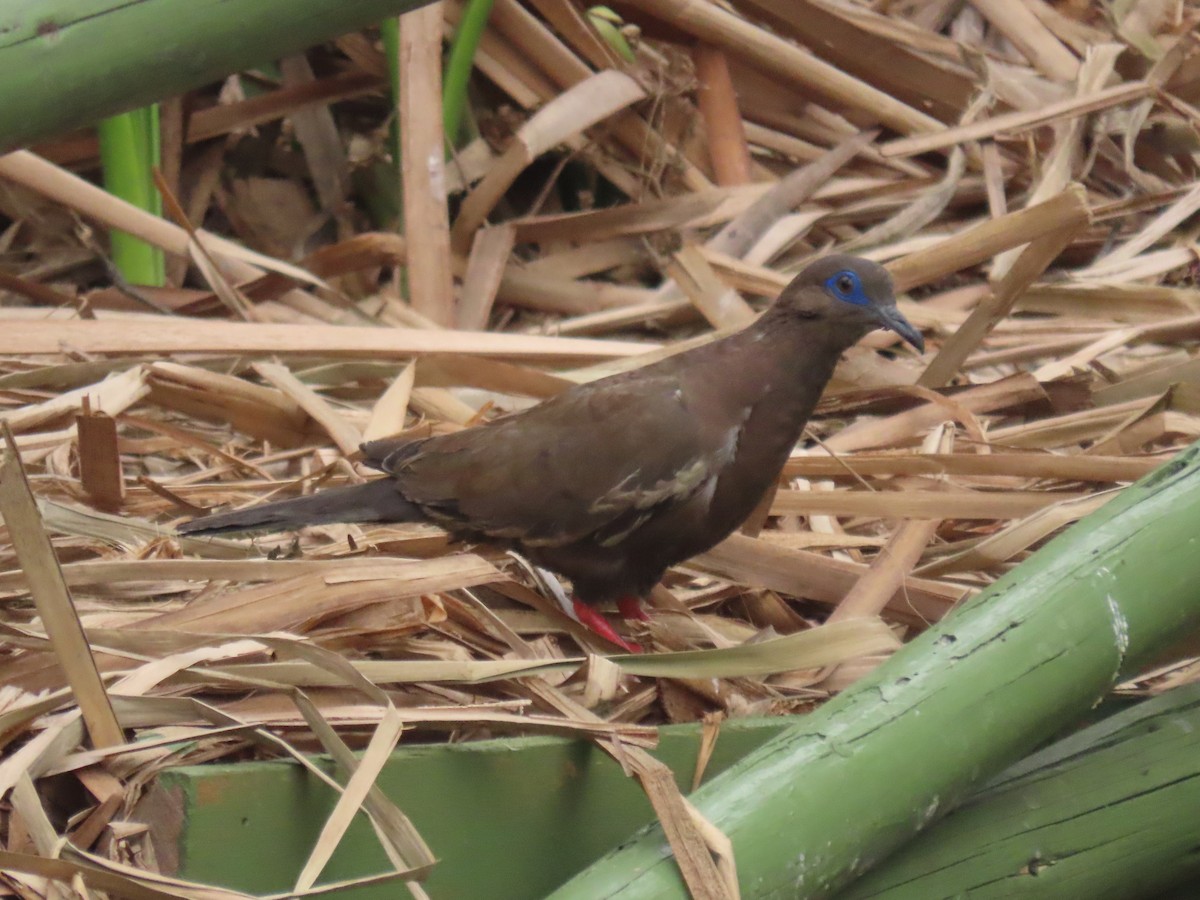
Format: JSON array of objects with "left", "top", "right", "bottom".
[{"left": 176, "top": 480, "right": 421, "bottom": 536}]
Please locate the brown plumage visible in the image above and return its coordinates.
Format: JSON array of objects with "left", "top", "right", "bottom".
[{"left": 178, "top": 254, "right": 922, "bottom": 650}]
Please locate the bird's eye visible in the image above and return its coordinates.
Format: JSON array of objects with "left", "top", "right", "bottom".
[{"left": 824, "top": 269, "right": 868, "bottom": 305}]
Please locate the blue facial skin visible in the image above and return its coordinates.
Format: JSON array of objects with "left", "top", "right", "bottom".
[{"left": 824, "top": 269, "right": 872, "bottom": 307}]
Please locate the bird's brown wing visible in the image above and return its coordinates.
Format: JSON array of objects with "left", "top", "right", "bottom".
[{"left": 365, "top": 369, "right": 745, "bottom": 547}]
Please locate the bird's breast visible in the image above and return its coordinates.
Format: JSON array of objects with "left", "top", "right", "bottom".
[{"left": 706, "top": 382, "right": 825, "bottom": 533}]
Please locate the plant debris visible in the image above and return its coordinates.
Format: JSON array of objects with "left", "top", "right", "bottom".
[{"left": 2, "top": 1, "right": 1200, "bottom": 896}]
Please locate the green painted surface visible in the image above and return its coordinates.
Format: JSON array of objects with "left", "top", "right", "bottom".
[
  {"left": 552, "top": 443, "right": 1200, "bottom": 898},
  {"left": 146, "top": 717, "right": 790, "bottom": 899},
  {"left": 0, "top": 0, "right": 432, "bottom": 152}
]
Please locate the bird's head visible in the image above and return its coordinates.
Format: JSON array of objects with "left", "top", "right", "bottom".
[{"left": 775, "top": 254, "right": 924, "bottom": 353}]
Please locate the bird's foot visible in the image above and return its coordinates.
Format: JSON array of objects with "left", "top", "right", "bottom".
[
  {"left": 572, "top": 598, "right": 641, "bottom": 653},
  {"left": 617, "top": 595, "right": 652, "bottom": 622}
]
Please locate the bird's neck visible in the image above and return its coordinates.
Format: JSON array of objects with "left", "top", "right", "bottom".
[
  {"left": 734, "top": 309, "right": 862, "bottom": 408},
  {"left": 686, "top": 311, "right": 863, "bottom": 540},
  {"left": 720, "top": 311, "right": 866, "bottom": 472}
]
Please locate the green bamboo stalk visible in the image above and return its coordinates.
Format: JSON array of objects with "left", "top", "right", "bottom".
[
  {"left": 381, "top": 16, "right": 403, "bottom": 169},
  {"left": 843, "top": 682, "right": 1200, "bottom": 898},
  {"left": 549, "top": 442, "right": 1200, "bottom": 898},
  {"left": 375, "top": 17, "right": 406, "bottom": 246},
  {"left": 442, "top": 0, "right": 494, "bottom": 146},
  {"left": 98, "top": 106, "right": 164, "bottom": 286},
  {"left": 0, "top": 0, "right": 434, "bottom": 153}
]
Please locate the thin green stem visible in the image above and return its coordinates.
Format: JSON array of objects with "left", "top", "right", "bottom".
[
  {"left": 98, "top": 105, "right": 164, "bottom": 286},
  {"left": 381, "top": 17, "right": 402, "bottom": 168},
  {"left": 442, "top": 0, "right": 494, "bottom": 147}
]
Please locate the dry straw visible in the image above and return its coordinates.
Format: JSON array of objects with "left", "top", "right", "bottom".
[{"left": 1, "top": 2, "right": 1199, "bottom": 897}]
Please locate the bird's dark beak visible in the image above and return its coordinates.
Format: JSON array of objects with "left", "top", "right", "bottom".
[{"left": 876, "top": 305, "right": 924, "bottom": 354}]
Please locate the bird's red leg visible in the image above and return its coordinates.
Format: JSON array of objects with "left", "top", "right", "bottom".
[
  {"left": 571, "top": 598, "right": 641, "bottom": 653},
  {"left": 617, "top": 595, "right": 651, "bottom": 622}
]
